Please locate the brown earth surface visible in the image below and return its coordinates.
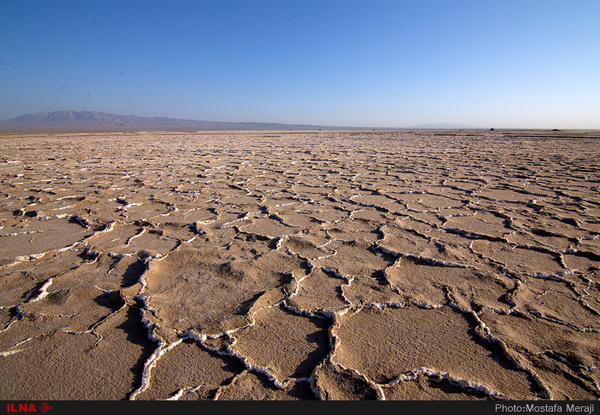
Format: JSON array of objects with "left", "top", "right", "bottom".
[{"left": 0, "top": 129, "right": 599, "bottom": 400}]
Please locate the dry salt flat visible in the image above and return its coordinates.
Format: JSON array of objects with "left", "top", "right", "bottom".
[{"left": 0, "top": 129, "right": 599, "bottom": 400}]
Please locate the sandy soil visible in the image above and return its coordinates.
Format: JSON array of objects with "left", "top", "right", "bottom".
[{"left": 0, "top": 129, "right": 599, "bottom": 400}]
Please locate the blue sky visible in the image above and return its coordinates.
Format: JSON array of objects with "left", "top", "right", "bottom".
[{"left": 1, "top": 0, "right": 599, "bottom": 128}]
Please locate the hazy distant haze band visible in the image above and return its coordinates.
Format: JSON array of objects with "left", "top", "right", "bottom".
[{"left": 0, "top": 110, "right": 482, "bottom": 132}]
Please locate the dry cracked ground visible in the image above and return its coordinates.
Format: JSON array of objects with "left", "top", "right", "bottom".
[{"left": 0, "top": 130, "right": 599, "bottom": 401}]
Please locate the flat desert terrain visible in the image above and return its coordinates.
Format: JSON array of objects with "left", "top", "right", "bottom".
[{"left": 1, "top": 129, "right": 599, "bottom": 400}]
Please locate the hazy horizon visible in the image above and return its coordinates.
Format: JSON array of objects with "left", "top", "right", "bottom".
[
  {"left": 0, "top": 109, "right": 485, "bottom": 130},
  {"left": 1, "top": 0, "right": 599, "bottom": 129}
]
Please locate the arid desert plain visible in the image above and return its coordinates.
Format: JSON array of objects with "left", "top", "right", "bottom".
[{"left": 0, "top": 129, "right": 599, "bottom": 401}]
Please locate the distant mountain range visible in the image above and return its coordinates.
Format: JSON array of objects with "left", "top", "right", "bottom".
[
  {"left": 0, "top": 110, "right": 483, "bottom": 132},
  {"left": 0, "top": 110, "right": 338, "bottom": 132}
]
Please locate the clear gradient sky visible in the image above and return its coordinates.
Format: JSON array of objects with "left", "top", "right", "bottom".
[{"left": 1, "top": 0, "right": 599, "bottom": 128}]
